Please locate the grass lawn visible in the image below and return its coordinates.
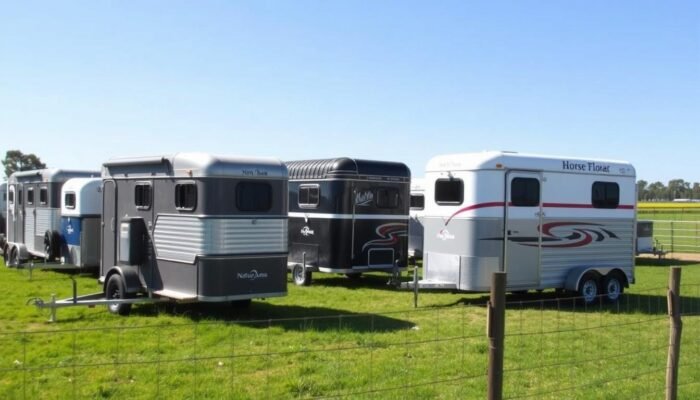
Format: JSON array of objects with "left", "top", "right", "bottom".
[{"left": 0, "top": 258, "right": 699, "bottom": 399}]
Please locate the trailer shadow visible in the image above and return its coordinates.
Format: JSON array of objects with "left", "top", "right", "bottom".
[
  {"left": 304, "top": 273, "right": 408, "bottom": 292},
  {"left": 635, "top": 257, "right": 700, "bottom": 267},
  {"left": 131, "top": 302, "right": 415, "bottom": 333},
  {"left": 443, "top": 291, "right": 700, "bottom": 316}
]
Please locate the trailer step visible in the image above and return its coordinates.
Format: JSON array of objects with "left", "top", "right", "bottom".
[{"left": 152, "top": 289, "right": 197, "bottom": 300}]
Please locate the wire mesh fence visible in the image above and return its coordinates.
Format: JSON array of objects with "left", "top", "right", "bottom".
[{"left": 1, "top": 279, "right": 699, "bottom": 399}]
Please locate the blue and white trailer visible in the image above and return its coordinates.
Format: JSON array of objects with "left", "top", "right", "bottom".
[{"left": 59, "top": 178, "right": 102, "bottom": 267}]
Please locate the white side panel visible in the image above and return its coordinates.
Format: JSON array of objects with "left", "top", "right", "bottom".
[{"left": 153, "top": 216, "right": 288, "bottom": 264}]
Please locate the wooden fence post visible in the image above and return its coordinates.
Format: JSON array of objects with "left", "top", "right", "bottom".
[
  {"left": 487, "top": 272, "right": 506, "bottom": 400},
  {"left": 666, "top": 267, "right": 682, "bottom": 400}
]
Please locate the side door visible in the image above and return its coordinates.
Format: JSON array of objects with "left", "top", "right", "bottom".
[
  {"left": 504, "top": 171, "right": 542, "bottom": 288},
  {"left": 101, "top": 180, "right": 117, "bottom": 276}
]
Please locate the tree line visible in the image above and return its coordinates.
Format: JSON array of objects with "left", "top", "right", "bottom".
[{"left": 637, "top": 180, "right": 700, "bottom": 202}]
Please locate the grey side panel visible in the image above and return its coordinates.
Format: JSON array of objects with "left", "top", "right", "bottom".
[
  {"left": 422, "top": 217, "right": 503, "bottom": 291},
  {"left": 25, "top": 209, "right": 36, "bottom": 253},
  {"left": 539, "top": 218, "right": 635, "bottom": 288},
  {"left": 101, "top": 181, "right": 117, "bottom": 277},
  {"left": 154, "top": 259, "right": 194, "bottom": 296},
  {"left": 153, "top": 216, "right": 288, "bottom": 264},
  {"left": 80, "top": 217, "right": 101, "bottom": 267}
]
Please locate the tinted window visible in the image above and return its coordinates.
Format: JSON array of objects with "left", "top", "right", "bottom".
[
  {"left": 8, "top": 188, "right": 14, "bottom": 204},
  {"left": 27, "top": 188, "right": 34, "bottom": 205},
  {"left": 410, "top": 194, "right": 425, "bottom": 210},
  {"left": 135, "top": 183, "right": 152, "bottom": 209},
  {"left": 298, "top": 185, "right": 320, "bottom": 207},
  {"left": 64, "top": 192, "right": 76, "bottom": 209},
  {"left": 236, "top": 181, "right": 272, "bottom": 212},
  {"left": 175, "top": 183, "right": 197, "bottom": 210},
  {"left": 18, "top": 189, "right": 22, "bottom": 205},
  {"left": 376, "top": 188, "right": 399, "bottom": 209},
  {"left": 511, "top": 178, "right": 540, "bottom": 207},
  {"left": 592, "top": 182, "right": 620, "bottom": 209},
  {"left": 435, "top": 179, "right": 463, "bottom": 205},
  {"left": 39, "top": 188, "right": 48, "bottom": 205}
]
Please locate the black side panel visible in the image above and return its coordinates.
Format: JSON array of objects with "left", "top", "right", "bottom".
[
  {"left": 101, "top": 181, "right": 116, "bottom": 277},
  {"left": 197, "top": 255, "right": 287, "bottom": 298}
]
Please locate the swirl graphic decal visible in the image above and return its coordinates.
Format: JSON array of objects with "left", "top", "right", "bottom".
[
  {"left": 482, "top": 222, "right": 619, "bottom": 248},
  {"left": 361, "top": 223, "right": 408, "bottom": 252}
]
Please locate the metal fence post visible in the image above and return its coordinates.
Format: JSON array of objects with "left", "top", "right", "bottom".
[
  {"left": 670, "top": 221, "right": 675, "bottom": 253},
  {"left": 487, "top": 272, "right": 506, "bottom": 400},
  {"left": 666, "top": 267, "right": 682, "bottom": 400}
]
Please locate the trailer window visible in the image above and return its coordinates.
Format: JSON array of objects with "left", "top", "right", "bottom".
[
  {"left": 410, "top": 194, "right": 425, "bottom": 210},
  {"left": 175, "top": 183, "right": 197, "bottom": 211},
  {"left": 376, "top": 188, "right": 399, "bottom": 209},
  {"left": 64, "top": 192, "right": 76, "bottom": 209},
  {"left": 298, "top": 185, "right": 320, "bottom": 208},
  {"left": 134, "top": 183, "right": 152, "bottom": 210},
  {"left": 435, "top": 179, "right": 463, "bottom": 205},
  {"left": 8, "top": 188, "right": 14, "bottom": 205},
  {"left": 510, "top": 178, "right": 540, "bottom": 207},
  {"left": 39, "top": 188, "right": 48, "bottom": 205},
  {"left": 27, "top": 188, "right": 34, "bottom": 205},
  {"left": 18, "top": 189, "right": 22, "bottom": 205},
  {"left": 236, "top": 181, "right": 272, "bottom": 212},
  {"left": 592, "top": 182, "right": 619, "bottom": 209}
]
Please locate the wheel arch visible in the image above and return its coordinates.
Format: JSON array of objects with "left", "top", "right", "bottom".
[
  {"left": 565, "top": 266, "right": 628, "bottom": 291},
  {"left": 102, "top": 265, "right": 142, "bottom": 294}
]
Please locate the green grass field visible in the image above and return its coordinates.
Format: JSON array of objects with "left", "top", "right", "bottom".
[{"left": 1, "top": 258, "right": 699, "bottom": 399}]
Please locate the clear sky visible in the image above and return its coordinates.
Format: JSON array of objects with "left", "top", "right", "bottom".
[{"left": 1, "top": 1, "right": 698, "bottom": 183}]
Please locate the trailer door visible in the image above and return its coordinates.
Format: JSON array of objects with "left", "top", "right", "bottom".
[
  {"left": 101, "top": 180, "right": 116, "bottom": 276},
  {"left": 504, "top": 171, "right": 542, "bottom": 288}
]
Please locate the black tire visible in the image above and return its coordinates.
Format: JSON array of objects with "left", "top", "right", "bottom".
[
  {"left": 2, "top": 244, "right": 8, "bottom": 265},
  {"left": 602, "top": 273, "right": 624, "bottom": 303},
  {"left": 292, "top": 264, "right": 312, "bottom": 286},
  {"left": 43, "top": 230, "right": 60, "bottom": 262},
  {"left": 106, "top": 274, "right": 132, "bottom": 316},
  {"left": 9, "top": 246, "right": 20, "bottom": 267},
  {"left": 345, "top": 272, "right": 362, "bottom": 280},
  {"left": 578, "top": 273, "right": 600, "bottom": 305}
]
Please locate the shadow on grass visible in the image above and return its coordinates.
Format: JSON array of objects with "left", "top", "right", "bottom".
[
  {"left": 130, "top": 301, "right": 415, "bottom": 333},
  {"left": 635, "top": 257, "right": 700, "bottom": 267},
  {"left": 301, "top": 272, "right": 408, "bottom": 292},
  {"left": 441, "top": 291, "right": 700, "bottom": 316}
]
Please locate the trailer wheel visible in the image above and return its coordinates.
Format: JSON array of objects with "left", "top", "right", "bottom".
[
  {"left": 9, "top": 246, "right": 20, "bottom": 267},
  {"left": 2, "top": 244, "right": 8, "bottom": 265},
  {"left": 602, "top": 273, "right": 624, "bottom": 303},
  {"left": 43, "top": 230, "right": 59, "bottom": 262},
  {"left": 578, "top": 273, "right": 600, "bottom": 305},
  {"left": 292, "top": 264, "right": 312, "bottom": 286},
  {"left": 106, "top": 274, "right": 132, "bottom": 316}
]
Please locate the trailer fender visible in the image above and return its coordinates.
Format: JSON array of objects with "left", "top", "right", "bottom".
[
  {"left": 103, "top": 266, "right": 142, "bottom": 294},
  {"left": 564, "top": 267, "right": 618, "bottom": 291},
  {"left": 14, "top": 243, "right": 29, "bottom": 262}
]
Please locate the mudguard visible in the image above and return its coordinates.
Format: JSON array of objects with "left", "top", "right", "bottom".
[
  {"left": 564, "top": 266, "right": 629, "bottom": 291},
  {"left": 103, "top": 265, "right": 142, "bottom": 294}
]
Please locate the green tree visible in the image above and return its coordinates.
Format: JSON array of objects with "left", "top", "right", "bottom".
[
  {"left": 2, "top": 150, "right": 47, "bottom": 179},
  {"left": 636, "top": 180, "right": 648, "bottom": 201},
  {"left": 647, "top": 181, "right": 667, "bottom": 201},
  {"left": 667, "top": 179, "right": 691, "bottom": 200}
]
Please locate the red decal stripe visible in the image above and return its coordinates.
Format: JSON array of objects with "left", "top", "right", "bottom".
[{"left": 446, "top": 201, "right": 505, "bottom": 224}]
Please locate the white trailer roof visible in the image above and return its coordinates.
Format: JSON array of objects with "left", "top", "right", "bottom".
[
  {"left": 103, "top": 152, "right": 288, "bottom": 179},
  {"left": 426, "top": 151, "right": 635, "bottom": 177}
]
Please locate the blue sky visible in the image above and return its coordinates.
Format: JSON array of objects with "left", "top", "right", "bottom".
[{"left": 1, "top": 1, "right": 698, "bottom": 183}]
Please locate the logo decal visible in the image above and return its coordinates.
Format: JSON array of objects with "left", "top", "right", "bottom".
[
  {"left": 355, "top": 191, "right": 374, "bottom": 206},
  {"left": 361, "top": 223, "right": 408, "bottom": 251},
  {"left": 483, "top": 222, "right": 619, "bottom": 248},
  {"left": 301, "top": 226, "right": 315, "bottom": 236},
  {"left": 436, "top": 229, "right": 455, "bottom": 241},
  {"left": 237, "top": 269, "right": 269, "bottom": 281},
  {"left": 66, "top": 224, "right": 74, "bottom": 235}
]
